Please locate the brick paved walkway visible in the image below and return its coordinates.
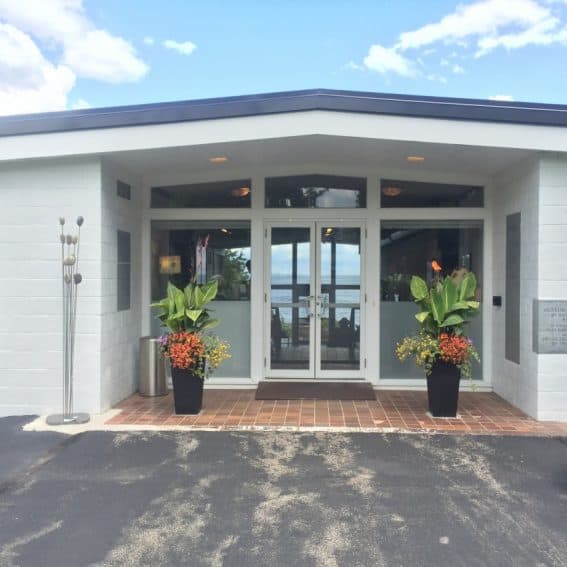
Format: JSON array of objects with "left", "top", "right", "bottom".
[{"left": 106, "top": 390, "right": 567, "bottom": 436}]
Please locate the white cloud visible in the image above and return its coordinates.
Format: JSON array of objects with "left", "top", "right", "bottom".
[
  {"left": 143, "top": 36, "right": 155, "bottom": 46},
  {"left": 0, "top": 0, "right": 149, "bottom": 114},
  {"left": 344, "top": 60, "right": 365, "bottom": 71},
  {"left": 71, "top": 98, "right": 90, "bottom": 109},
  {"left": 0, "top": 23, "right": 75, "bottom": 115},
  {"left": 63, "top": 29, "right": 148, "bottom": 83},
  {"left": 489, "top": 94, "right": 515, "bottom": 100},
  {"left": 397, "top": 0, "right": 554, "bottom": 51},
  {"left": 452, "top": 63, "right": 465, "bottom": 74},
  {"left": 426, "top": 73, "right": 448, "bottom": 83},
  {"left": 476, "top": 15, "right": 567, "bottom": 55},
  {"left": 360, "top": 0, "right": 567, "bottom": 78},
  {"left": 0, "top": 0, "right": 148, "bottom": 82},
  {"left": 363, "top": 44, "right": 416, "bottom": 77},
  {"left": 163, "top": 39, "right": 197, "bottom": 56}
]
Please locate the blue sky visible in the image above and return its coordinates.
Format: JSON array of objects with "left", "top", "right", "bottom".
[{"left": 1, "top": 0, "right": 567, "bottom": 115}]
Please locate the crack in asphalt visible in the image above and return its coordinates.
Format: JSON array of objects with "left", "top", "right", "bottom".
[{"left": 0, "top": 433, "right": 83, "bottom": 497}]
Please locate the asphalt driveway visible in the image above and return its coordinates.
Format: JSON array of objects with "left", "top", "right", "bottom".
[{"left": 0, "top": 418, "right": 565, "bottom": 567}]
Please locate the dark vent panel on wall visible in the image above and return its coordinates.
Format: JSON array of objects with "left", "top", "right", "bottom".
[
  {"left": 505, "top": 213, "right": 521, "bottom": 363},
  {"left": 117, "top": 180, "right": 131, "bottom": 200},
  {"left": 117, "top": 230, "right": 131, "bottom": 311}
]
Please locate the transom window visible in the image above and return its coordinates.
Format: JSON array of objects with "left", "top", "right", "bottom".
[
  {"left": 265, "top": 174, "right": 366, "bottom": 208},
  {"left": 381, "top": 179, "right": 484, "bottom": 208},
  {"left": 151, "top": 179, "right": 251, "bottom": 208}
]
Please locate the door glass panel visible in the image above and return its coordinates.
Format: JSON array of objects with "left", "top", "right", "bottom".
[
  {"left": 270, "top": 228, "right": 311, "bottom": 370},
  {"left": 319, "top": 227, "right": 361, "bottom": 371}
]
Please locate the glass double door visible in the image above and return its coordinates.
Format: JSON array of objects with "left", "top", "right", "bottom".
[{"left": 266, "top": 222, "right": 364, "bottom": 379}]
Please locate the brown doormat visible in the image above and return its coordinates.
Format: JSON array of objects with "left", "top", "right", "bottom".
[{"left": 255, "top": 381, "right": 376, "bottom": 401}]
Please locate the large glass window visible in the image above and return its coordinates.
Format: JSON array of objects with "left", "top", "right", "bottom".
[
  {"left": 380, "top": 220, "right": 483, "bottom": 379},
  {"left": 151, "top": 180, "right": 251, "bottom": 208},
  {"left": 151, "top": 221, "right": 251, "bottom": 378},
  {"left": 266, "top": 174, "right": 366, "bottom": 208},
  {"left": 381, "top": 179, "right": 484, "bottom": 208}
]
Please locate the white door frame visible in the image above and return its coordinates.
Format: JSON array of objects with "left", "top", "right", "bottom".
[{"left": 264, "top": 220, "right": 366, "bottom": 380}]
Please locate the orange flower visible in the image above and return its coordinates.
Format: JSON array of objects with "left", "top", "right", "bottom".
[
  {"left": 431, "top": 260, "right": 442, "bottom": 272},
  {"left": 164, "top": 331, "right": 205, "bottom": 369},
  {"left": 438, "top": 333, "right": 470, "bottom": 365}
]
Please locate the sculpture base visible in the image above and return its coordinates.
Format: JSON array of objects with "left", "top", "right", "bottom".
[{"left": 46, "top": 413, "right": 90, "bottom": 425}]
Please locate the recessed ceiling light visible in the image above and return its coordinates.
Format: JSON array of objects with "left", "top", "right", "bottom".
[
  {"left": 220, "top": 228, "right": 230, "bottom": 234},
  {"left": 209, "top": 156, "right": 228, "bottom": 164},
  {"left": 407, "top": 155, "right": 425, "bottom": 163},
  {"left": 382, "top": 186, "right": 402, "bottom": 197}
]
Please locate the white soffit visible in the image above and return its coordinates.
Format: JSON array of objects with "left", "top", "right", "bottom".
[{"left": 0, "top": 110, "right": 566, "bottom": 162}]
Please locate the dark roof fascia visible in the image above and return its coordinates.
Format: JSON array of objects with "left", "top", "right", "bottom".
[{"left": 1, "top": 88, "right": 567, "bottom": 138}]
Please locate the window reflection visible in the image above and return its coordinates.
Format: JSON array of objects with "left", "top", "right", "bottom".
[
  {"left": 151, "top": 221, "right": 251, "bottom": 378},
  {"left": 151, "top": 180, "right": 251, "bottom": 208},
  {"left": 151, "top": 221, "right": 251, "bottom": 302},
  {"left": 380, "top": 220, "right": 483, "bottom": 379},
  {"left": 266, "top": 175, "right": 366, "bottom": 208},
  {"left": 381, "top": 179, "right": 483, "bottom": 208}
]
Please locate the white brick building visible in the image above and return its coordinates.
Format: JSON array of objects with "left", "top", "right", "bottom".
[{"left": 0, "top": 89, "right": 566, "bottom": 421}]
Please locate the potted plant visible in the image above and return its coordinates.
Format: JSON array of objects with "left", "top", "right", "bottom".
[
  {"left": 395, "top": 267, "right": 480, "bottom": 417},
  {"left": 151, "top": 280, "right": 231, "bottom": 414},
  {"left": 384, "top": 273, "right": 405, "bottom": 301}
]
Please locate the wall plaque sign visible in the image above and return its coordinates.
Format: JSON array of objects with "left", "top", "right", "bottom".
[{"left": 533, "top": 300, "right": 567, "bottom": 354}]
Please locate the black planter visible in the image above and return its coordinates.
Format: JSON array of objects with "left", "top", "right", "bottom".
[
  {"left": 426, "top": 359, "right": 461, "bottom": 417},
  {"left": 171, "top": 367, "right": 204, "bottom": 414}
]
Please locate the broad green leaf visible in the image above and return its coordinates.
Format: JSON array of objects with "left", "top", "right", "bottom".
[
  {"left": 186, "top": 309, "right": 203, "bottom": 322},
  {"left": 193, "top": 286, "right": 205, "bottom": 309},
  {"left": 167, "top": 281, "right": 180, "bottom": 301},
  {"left": 440, "top": 313, "right": 465, "bottom": 327},
  {"left": 415, "top": 311, "right": 430, "bottom": 323},
  {"left": 430, "top": 290, "right": 446, "bottom": 324},
  {"left": 173, "top": 289, "right": 185, "bottom": 315},
  {"left": 441, "top": 277, "right": 458, "bottom": 313},
  {"left": 459, "top": 272, "right": 477, "bottom": 301},
  {"left": 165, "top": 316, "right": 178, "bottom": 328},
  {"left": 466, "top": 300, "right": 480, "bottom": 310},
  {"left": 184, "top": 283, "right": 194, "bottom": 306},
  {"left": 200, "top": 280, "right": 218, "bottom": 304},
  {"left": 410, "top": 276, "right": 428, "bottom": 301},
  {"left": 200, "top": 318, "right": 220, "bottom": 330}
]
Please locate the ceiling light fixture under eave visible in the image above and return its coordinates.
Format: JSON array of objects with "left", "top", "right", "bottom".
[
  {"left": 209, "top": 156, "right": 228, "bottom": 164},
  {"left": 407, "top": 155, "right": 425, "bottom": 163}
]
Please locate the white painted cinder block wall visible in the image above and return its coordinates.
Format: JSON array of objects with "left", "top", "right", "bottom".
[
  {"left": 493, "top": 155, "right": 567, "bottom": 421},
  {"left": 99, "top": 159, "right": 142, "bottom": 410},
  {"left": 537, "top": 155, "right": 567, "bottom": 421},
  {"left": 0, "top": 158, "right": 103, "bottom": 416},
  {"left": 492, "top": 158, "right": 540, "bottom": 418}
]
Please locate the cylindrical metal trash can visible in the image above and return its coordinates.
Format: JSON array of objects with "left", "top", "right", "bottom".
[{"left": 139, "top": 337, "right": 168, "bottom": 396}]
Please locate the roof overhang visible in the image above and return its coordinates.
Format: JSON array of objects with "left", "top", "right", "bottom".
[
  {"left": 1, "top": 90, "right": 567, "bottom": 164},
  {"left": 1, "top": 88, "right": 567, "bottom": 138}
]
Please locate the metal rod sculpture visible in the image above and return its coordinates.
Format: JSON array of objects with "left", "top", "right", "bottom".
[{"left": 47, "top": 216, "right": 90, "bottom": 425}]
